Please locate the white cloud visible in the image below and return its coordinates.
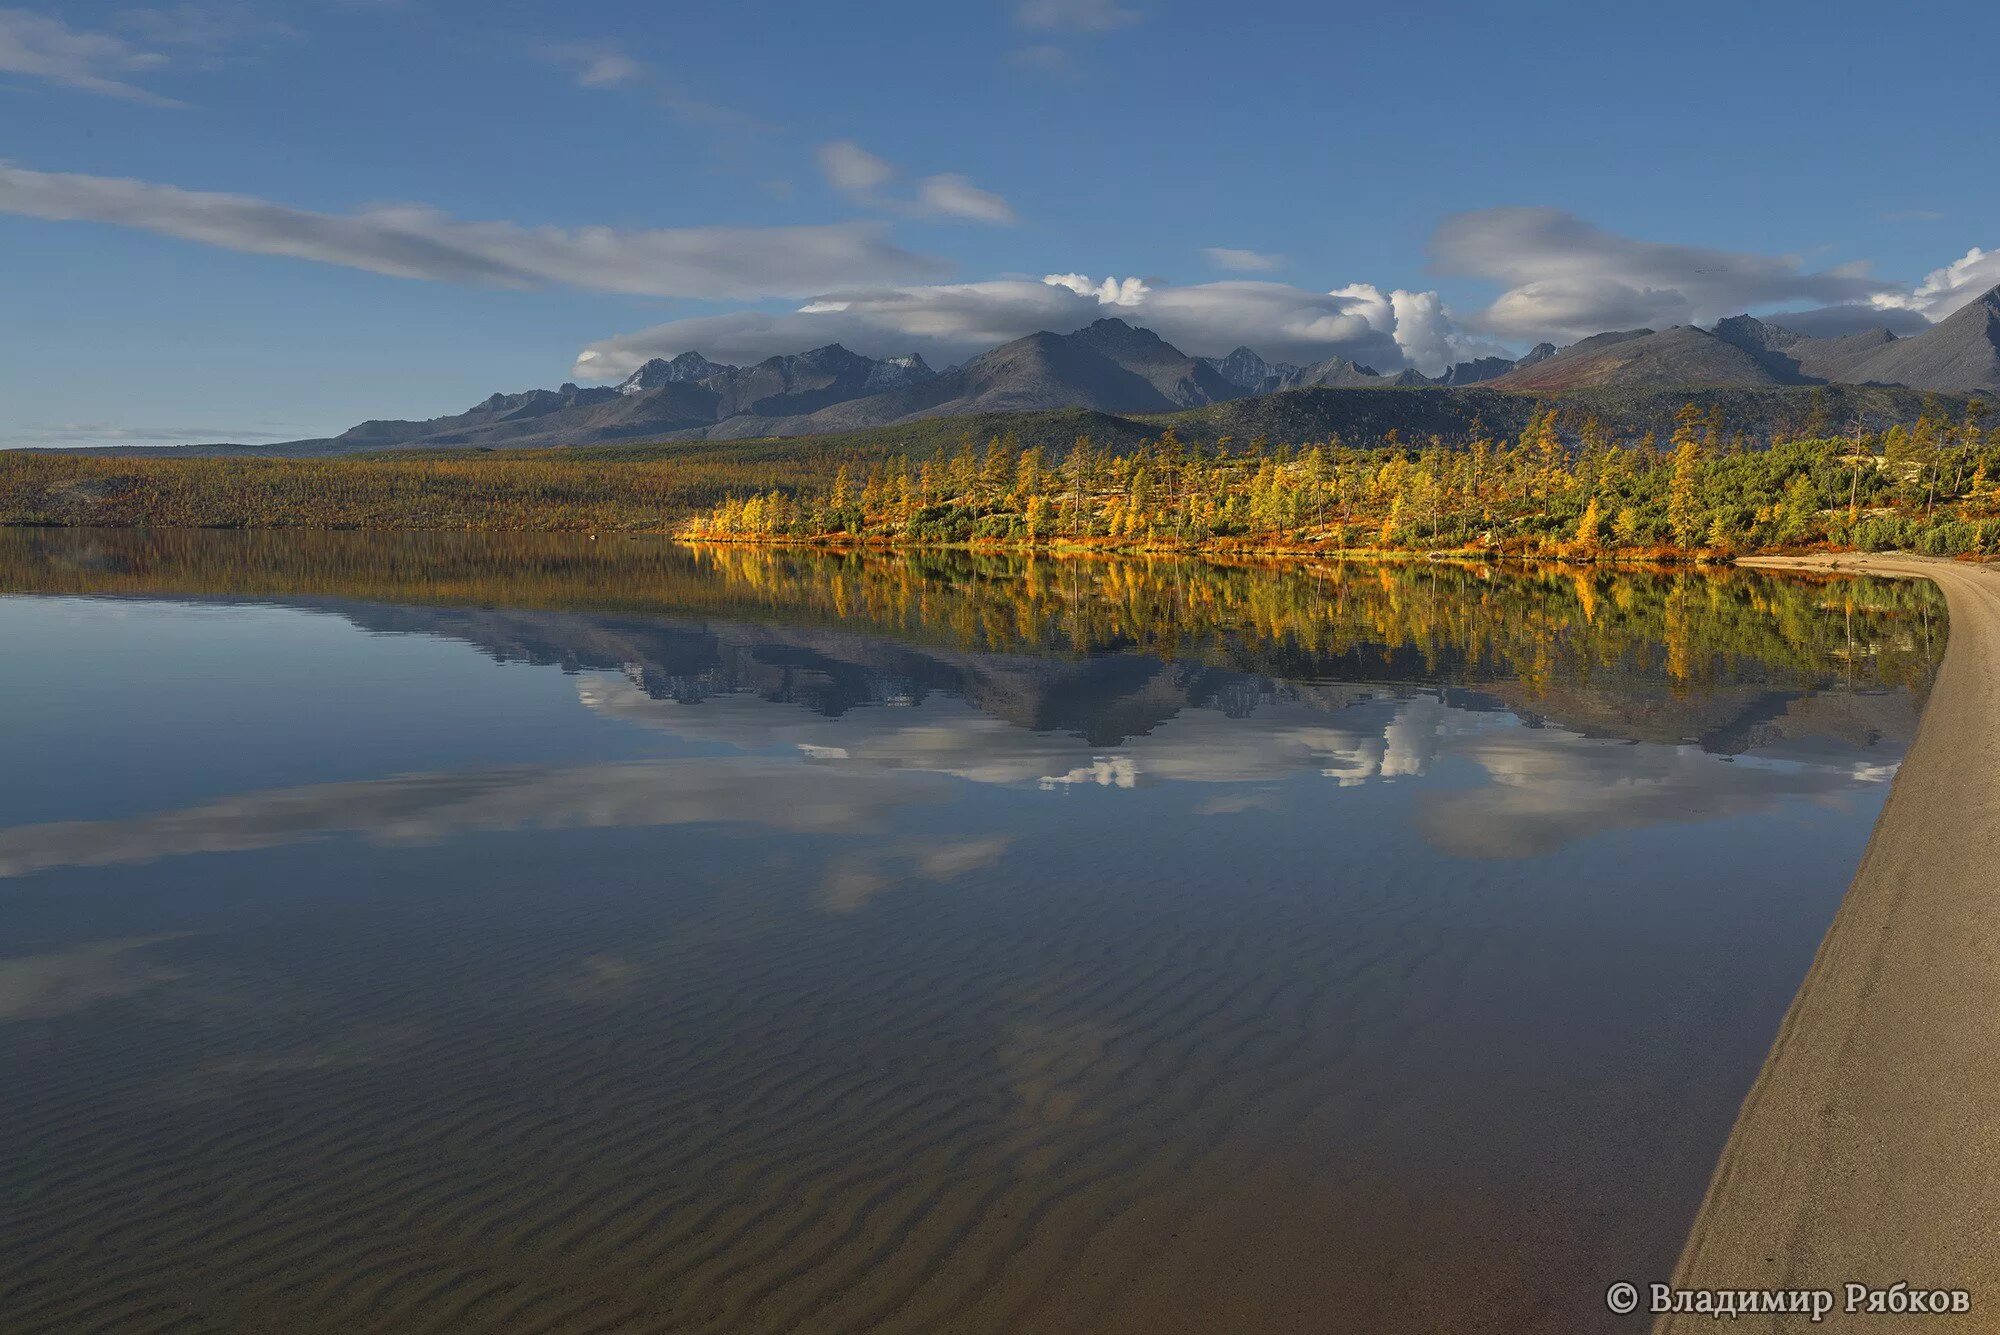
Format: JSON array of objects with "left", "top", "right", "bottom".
[
  {"left": 0, "top": 8, "right": 177, "bottom": 104},
  {"left": 1136, "top": 279, "right": 1408, "bottom": 366},
  {"left": 0, "top": 161, "right": 944, "bottom": 298},
  {"left": 917, "top": 173, "right": 1017, "bottom": 225},
  {"left": 563, "top": 200, "right": 2000, "bottom": 385},
  {"left": 1015, "top": 0, "right": 1139, "bottom": 30},
  {"left": 1323, "top": 281, "right": 1392, "bottom": 338},
  {"left": 1434, "top": 207, "right": 1898, "bottom": 340},
  {"left": 544, "top": 41, "right": 644, "bottom": 89},
  {"left": 1044, "top": 272, "right": 1148, "bottom": 305},
  {"left": 816, "top": 139, "right": 896, "bottom": 196},
  {"left": 571, "top": 272, "right": 1490, "bottom": 379},
  {"left": 815, "top": 139, "right": 1017, "bottom": 226},
  {"left": 1387, "top": 288, "right": 1510, "bottom": 373},
  {"left": 1872, "top": 246, "right": 2000, "bottom": 321},
  {"left": 1203, "top": 247, "right": 1284, "bottom": 273},
  {"left": 579, "top": 278, "right": 1101, "bottom": 374},
  {"left": 572, "top": 206, "right": 1965, "bottom": 385}
]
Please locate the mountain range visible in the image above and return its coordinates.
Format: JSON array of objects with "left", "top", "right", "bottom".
[
  {"left": 89, "top": 285, "right": 2000, "bottom": 456},
  {"left": 1486, "top": 296, "right": 2000, "bottom": 394}
]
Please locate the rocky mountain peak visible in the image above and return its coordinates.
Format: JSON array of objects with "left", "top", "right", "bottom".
[
  {"left": 1713, "top": 314, "right": 1801, "bottom": 353},
  {"left": 1204, "top": 346, "right": 1287, "bottom": 392},
  {"left": 1070, "top": 317, "right": 1168, "bottom": 353},
  {"left": 864, "top": 352, "right": 935, "bottom": 391},
  {"left": 618, "top": 351, "right": 737, "bottom": 395}
]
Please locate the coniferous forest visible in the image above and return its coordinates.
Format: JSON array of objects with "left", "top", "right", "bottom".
[
  {"left": 687, "top": 403, "right": 2000, "bottom": 559},
  {"left": 6, "top": 401, "right": 1996, "bottom": 559}
]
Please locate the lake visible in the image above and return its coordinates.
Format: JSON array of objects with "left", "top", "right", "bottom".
[{"left": 0, "top": 530, "right": 1944, "bottom": 1334}]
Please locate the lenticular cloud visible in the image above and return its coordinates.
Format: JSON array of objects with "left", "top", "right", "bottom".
[
  {"left": 0, "top": 161, "right": 944, "bottom": 300},
  {"left": 573, "top": 273, "right": 1499, "bottom": 380}
]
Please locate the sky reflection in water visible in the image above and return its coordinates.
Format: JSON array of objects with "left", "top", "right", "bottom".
[{"left": 0, "top": 532, "right": 1945, "bottom": 1334}]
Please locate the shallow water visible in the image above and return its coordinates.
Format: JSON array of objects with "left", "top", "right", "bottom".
[{"left": 0, "top": 532, "right": 1945, "bottom": 1333}]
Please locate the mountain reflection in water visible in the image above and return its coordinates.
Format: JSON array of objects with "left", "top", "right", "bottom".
[{"left": 0, "top": 529, "right": 1945, "bottom": 1335}]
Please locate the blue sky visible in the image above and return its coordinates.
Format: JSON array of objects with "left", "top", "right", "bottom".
[{"left": 2, "top": 0, "right": 1996, "bottom": 446}]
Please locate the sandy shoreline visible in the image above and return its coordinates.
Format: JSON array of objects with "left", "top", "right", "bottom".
[{"left": 1660, "top": 554, "right": 2000, "bottom": 1331}]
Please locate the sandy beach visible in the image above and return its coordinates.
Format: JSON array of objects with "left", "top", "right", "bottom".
[{"left": 1661, "top": 554, "right": 2000, "bottom": 1331}]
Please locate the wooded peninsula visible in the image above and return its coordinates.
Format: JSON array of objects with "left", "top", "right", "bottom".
[{"left": 6, "top": 401, "right": 1996, "bottom": 560}]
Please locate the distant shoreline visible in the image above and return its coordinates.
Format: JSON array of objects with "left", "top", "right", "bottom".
[
  {"left": 0, "top": 520, "right": 1899, "bottom": 567},
  {"left": 0, "top": 511, "right": 1967, "bottom": 568},
  {"left": 1662, "top": 552, "right": 2000, "bottom": 1331},
  {"left": 9, "top": 415, "right": 1999, "bottom": 562}
]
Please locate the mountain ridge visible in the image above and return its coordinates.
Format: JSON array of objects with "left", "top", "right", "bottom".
[{"left": 33, "top": 289, "right": 1998, "bottom": 457}]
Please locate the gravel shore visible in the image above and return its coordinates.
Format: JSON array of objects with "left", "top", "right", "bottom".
[{"left": 1661, "top": 554, "right": 2000, "bottom": 1332}]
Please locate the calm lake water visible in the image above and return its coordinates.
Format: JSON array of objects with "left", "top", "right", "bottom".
[{"left": 0, "top": 531, "right": 1945, "bottom": 1334}]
